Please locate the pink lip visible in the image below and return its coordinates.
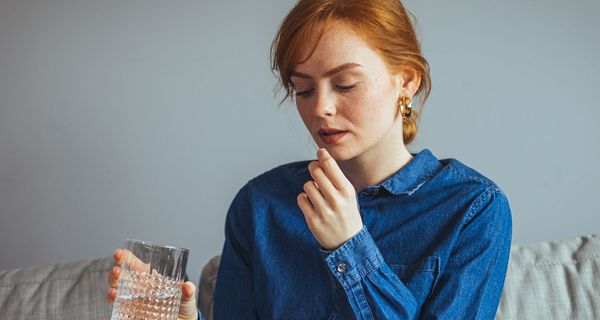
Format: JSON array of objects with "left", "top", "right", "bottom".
[
  {"left": 318, "top": 127, "right": 345, "bottom": 135},
  {"left": 318, "top": 128, "right": 347, "bottom": 145}
]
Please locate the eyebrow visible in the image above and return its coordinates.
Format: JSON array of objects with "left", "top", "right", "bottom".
[{"left": 290, "top": 63, "right": 363, "bottom": 80}]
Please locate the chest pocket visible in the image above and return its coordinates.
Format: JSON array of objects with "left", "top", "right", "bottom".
[{"left": 390, "top": 256, "right": 441, "bottom": 304}]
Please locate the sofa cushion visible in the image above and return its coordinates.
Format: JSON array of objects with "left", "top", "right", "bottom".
[
  {"left": 495, "top": 234, "right": 600, "bottom": 319},
  {"left": 0, "top": 256, "right": 113, "bottom": 320}
]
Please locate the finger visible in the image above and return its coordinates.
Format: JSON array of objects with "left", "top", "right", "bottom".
[
  {"left": 298, "top": 193, "right": 322, "bottom": 233},
  {"left": 308, "top": 161, "right": 336, "bottom": 201},
  {"left": 181, "top": 281, "right": 196, "bottom": 301},
  {"left": 113, "top": 248, "right": 122, "bottom": 262},
  {"left": 303, "top": 180, "right": 327, "bottom": 211},
  {"left": 178, "top": 281, "right": 199, "bottom": 319},
  {"left": 317, "top": 148, "right": 353, "bottom": 192},
  {"left": 107, "top": 265, "right": 120, "bottom": 287},
  {"left": 107, "top": 287, "right": 117, "bottom": 304},
  {"left": 118, "top": 248, "right": 151, "bottom": 273},
  {"left": 297, "top": 193, "right": 315, "bottom": 217}
]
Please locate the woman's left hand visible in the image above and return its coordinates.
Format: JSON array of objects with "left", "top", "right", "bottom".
[{"left": 297, "top": 148, "right": 364, "bottom": 251}]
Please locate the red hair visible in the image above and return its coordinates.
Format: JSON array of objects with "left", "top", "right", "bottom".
[{"left": 270, "top": 0, "right": 431, "bottom": 144}]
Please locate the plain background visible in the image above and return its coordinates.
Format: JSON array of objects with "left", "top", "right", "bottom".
[{"left": 1, "top": 0, "right": 598, "bottom": 284}]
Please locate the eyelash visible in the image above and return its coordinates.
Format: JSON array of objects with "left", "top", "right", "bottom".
[{"left": 295, "top": 84, "right": 358, "bottom": 98}]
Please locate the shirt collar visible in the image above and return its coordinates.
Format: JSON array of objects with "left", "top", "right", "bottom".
[{"left": 372, "top": 148, "right": 442, "bottom": 196}]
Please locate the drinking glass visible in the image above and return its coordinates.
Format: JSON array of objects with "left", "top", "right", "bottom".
[{"left": 111, "top": 239, "right": 189, "bottom": 320}]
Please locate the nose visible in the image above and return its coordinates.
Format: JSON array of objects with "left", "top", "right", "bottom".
[{"left": 313, "top": 89, "right": 336, "bottom": 118}]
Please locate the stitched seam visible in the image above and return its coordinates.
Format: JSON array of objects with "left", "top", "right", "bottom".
[
  {"left": 447, "top": 165, "right": 498, "bottom": 188},
  {"left": 350, "top": 236, "right": 382, "bottom": 286},
  {"left": 328, "top": 230, "right": 382, "bottom": 289},
  {"left": 357, "top": 282, "right": 374, "bottom": 320},
  {"left": 446, "top": 165, "right": 504, "bottom": 226},
  {"left": 331, "top": 228, "right": 368, "bottom": 257},
  {"left": 337, "top": 249, "right": 382, "bottom": 290},
  {"left": 464, "top": 187, "right": 497, "bottom": 224}
]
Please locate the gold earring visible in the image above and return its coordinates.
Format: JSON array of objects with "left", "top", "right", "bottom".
[{"left": 398, "top": 96, "right": 412, "bottom": 118}]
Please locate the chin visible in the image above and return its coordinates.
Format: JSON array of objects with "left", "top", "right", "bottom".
[{"left": 319, "top": 144, "right": 358, "bottom": 162}]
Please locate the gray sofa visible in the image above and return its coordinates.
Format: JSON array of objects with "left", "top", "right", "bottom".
[
  {"left": 0, "top": 257, "right": 113, "bottom": 319},
  {"left": 1, "top": 234, "right": 599, "bottom": 319}
]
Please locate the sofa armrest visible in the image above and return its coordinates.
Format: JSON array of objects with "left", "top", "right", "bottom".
[
  {"left": 198, "top": 255, "right": 220, "bottom": 320},
  {"left": 0, "top": 256, "right": 114, "bottom": 320}
]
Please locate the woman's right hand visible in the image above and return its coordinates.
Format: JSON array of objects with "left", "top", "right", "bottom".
[{"left": 106, "top": 248, "right": 199, "bottom": 320}]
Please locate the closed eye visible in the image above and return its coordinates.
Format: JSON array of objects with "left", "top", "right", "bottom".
[
  {"left": 295, "top": 83, "right": 358, "bottom": 98},
  {"left": 336, "top": 84, "right": 357, "bottom": 91},
  {"left": 295, "top": 89, "right": 314, "bottom": 97}
]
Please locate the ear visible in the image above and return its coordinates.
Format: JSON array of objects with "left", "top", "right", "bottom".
[{"left": 393, "top": 69, "right": 421, "bottom": 98}]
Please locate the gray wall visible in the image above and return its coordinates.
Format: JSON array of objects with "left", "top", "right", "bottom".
[{"left": 1, "top": 0, "right": 598, "bottom": 284}]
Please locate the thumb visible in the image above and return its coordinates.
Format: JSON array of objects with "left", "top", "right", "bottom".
[{"left": 178, "top": 281, "right": 199, "bottom": 320}]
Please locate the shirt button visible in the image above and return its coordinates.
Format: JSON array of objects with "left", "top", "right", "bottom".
[
  {"left": 372, "top": 188, "right": 380, "bottom": 195},
  {"left": 336, "top": 262, "right": 348, "bottom": 273}
]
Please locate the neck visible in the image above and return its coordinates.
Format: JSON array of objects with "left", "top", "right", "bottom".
[{"left": 337, "top": 142, "right": 413, "bottom": 193}]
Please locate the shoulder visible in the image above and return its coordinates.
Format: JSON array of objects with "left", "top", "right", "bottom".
[
  {"left": 230, "top": 160, "right": 312, "bottom": 206},
  {"left": 434, "top": 155, "right": 505, "bottom": 198},
  {"left": 251, "top": 160, "right": 312, "bottom": 186},
  {"left": 247, "top": 160, "right": 311, "bottom": 194},
  {"left": 433, "top": 154, "right": 511, "bottom": 224},
  {"left": 439, "top": 157, "right": 500, "bottom": 191}
]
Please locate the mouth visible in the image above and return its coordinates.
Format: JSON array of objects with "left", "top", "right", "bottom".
[{"left": 318, "top": 128, "right": 348, "bottom": 144}]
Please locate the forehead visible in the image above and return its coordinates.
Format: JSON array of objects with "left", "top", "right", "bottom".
[{"left": 292, "top": 21, "right": 382, "bottom": 74}]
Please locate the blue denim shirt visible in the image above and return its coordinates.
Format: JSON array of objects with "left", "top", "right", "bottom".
[{"left": 211, "top": 148, "right": 512, "bottom": 319}]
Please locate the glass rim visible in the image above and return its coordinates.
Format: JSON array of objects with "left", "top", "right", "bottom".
[{"left": 125, "top": 238, "right": 190, "bottom": 253}]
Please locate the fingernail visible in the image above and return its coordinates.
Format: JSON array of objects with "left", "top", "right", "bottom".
[{"left": 112, "top": 266, "right": 119, "bottom": 275}]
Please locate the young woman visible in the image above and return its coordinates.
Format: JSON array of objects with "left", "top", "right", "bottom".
[{"left": 109, "top": 0, "right": 512, "bottom": 319}]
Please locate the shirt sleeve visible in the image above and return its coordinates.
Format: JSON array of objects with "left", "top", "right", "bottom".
[
  {"left": 320, "top": 187, "right": 512, "bottom": 319},
  {"left": 213, "top": 184, "right": 258, "bottom": 319},
  {"left": 320, "top": 226, "right": 419, "bottom": 319}
]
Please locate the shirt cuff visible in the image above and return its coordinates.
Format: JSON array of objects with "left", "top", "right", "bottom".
[{"left": 319, "top": 226, "right": 384, "bottom": 290}]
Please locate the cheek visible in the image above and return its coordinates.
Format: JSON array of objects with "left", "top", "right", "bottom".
[
  {"left": 296, "top": 102, "right": 313, "bottom": 127},
  {"left": 344, "top": 92, "right": 395, "bottom": 130}
]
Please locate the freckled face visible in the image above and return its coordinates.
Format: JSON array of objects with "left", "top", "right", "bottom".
[{"left": 291, "top": 22, "right": 404, "bottom": 162}]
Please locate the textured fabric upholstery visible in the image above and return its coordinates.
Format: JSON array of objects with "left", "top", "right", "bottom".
[
  {"left": 495, "top": 235, "right": 600, "bottom": 319},
  {"left": 0, "top": 257, "right": 113, "bottom": 320}
]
